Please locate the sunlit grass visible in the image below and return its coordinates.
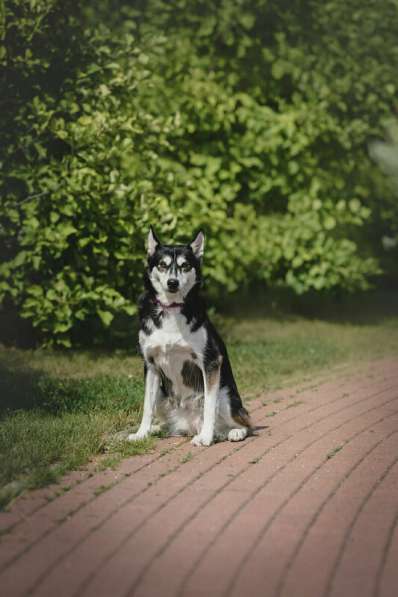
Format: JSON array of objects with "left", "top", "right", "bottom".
[{"left": 225, "top": 316, "right": 398, "bottom": 394}]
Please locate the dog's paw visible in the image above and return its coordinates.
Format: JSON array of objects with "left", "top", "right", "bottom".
[
  {"left": 127, "top": 430, "right": 149, "bottom": 442},
  {"left": 228, "top": 428, "right": 248, "bottom": 442},
  {"left": 191, "top": 433, "right": 213, "bottom": 447}
]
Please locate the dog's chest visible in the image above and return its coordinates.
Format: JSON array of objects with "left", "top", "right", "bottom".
[{"left": 140, "top": 312, "right": 207, "bottom": 394}]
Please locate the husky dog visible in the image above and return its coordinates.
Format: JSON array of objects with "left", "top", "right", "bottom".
[{"left": 128, "top": 228, "right": 252, "bottom": 447}]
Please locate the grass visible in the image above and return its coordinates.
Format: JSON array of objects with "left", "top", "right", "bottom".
[
  {"left": 93, "top": 483, "right": 114, "bottom": 496},
  {"left": 326, "top": 445, "right": 344, "bottom": 460},
  {"left": 286, "top": 400, "right": 305, "bottom": 408},
  {"left": 181, "top": 451, "right": 193, "bottom": 464},
  {"left": 1, "top": 290, "right": 398, "bottom": 508}
]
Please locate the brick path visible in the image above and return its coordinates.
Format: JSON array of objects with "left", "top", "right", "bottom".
[{"left": 1, "top": 358, "right": 398, "bottom": 597}]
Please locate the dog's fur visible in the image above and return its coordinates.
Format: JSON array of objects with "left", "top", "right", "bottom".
[{"left": 128, "top": 228, "right": 252, "bottom": 446}]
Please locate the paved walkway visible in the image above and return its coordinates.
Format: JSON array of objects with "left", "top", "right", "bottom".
[{"left": 1, "top": 358, "right": 398, "bottom": 597}]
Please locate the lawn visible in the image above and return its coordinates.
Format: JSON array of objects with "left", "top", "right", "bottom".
[{"left": 1, "top": 291, "right": 398, "bottom": 509}]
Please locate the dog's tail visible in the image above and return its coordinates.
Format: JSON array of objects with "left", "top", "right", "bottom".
[{"left": 233, "top": 406, "right": 253, "bottom": 431}]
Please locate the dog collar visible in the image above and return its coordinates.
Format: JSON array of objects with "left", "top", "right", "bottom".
[{"left": 154, "top": 298, "right": 184, "bottom": 310}]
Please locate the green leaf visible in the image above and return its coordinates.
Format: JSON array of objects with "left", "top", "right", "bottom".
[{"left": 97, "top": 310, "right": 114, "bottom": 327}]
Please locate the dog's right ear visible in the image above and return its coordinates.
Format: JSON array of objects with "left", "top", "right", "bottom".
[{"left": 147, "top": 227, "right": 160, "bottom": 257}]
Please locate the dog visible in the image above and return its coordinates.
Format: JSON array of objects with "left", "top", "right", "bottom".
[{"left": 128, "top": 228, "right": 252, "bottom": 446}]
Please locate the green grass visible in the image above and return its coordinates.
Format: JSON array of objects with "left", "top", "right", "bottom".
[
  {"left": 181, "top": 451, "right": 193, "bottom": 464},
  {"left": 326, "top": 445, "right": 344, "bottom": 460},
  {"left": 1, "top": 290, "right": 398, "bottom": 508}
]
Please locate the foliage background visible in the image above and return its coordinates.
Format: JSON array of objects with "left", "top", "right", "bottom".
[{"left": 1, "top": 0, "right": 398, "bottom": 346}]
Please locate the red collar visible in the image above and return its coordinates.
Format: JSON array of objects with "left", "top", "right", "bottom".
[{"left": 155, "top": 298, "right": 184, "bottom": 310}]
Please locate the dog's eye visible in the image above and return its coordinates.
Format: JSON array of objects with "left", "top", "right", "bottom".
[
  {"left": 158, "top": 261, "right": 168, "bottom": 272},
  {"left": 181, "top": 262, "right": 192, "bottom": 272}
]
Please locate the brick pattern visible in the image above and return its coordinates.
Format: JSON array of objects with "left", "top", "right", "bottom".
[{"left": 0, "top": 359, "right": 397, "bottom": 597}]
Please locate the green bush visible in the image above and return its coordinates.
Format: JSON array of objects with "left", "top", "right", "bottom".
[
  {"left": 1, "top": 0, "right": 397, "bottom": 345},
  {"left": 369, "top": 119, "right": 398, "bottom": 272},
  {"left": 371, "top": 119, "right": 398, "bottom": 231},
  {"left": 0, "top": 2, "right": 165, "bottom": 344}
]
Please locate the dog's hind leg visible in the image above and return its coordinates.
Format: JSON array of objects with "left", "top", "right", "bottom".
[
  {"left": 229, "top": 405, "right": 252, "bottom": 441},
  {"left": 213, "top": 388, "right": 251, "bottom": 443},
  {"left": 228, "top": 428, "right": 248, "bottom": 442}
]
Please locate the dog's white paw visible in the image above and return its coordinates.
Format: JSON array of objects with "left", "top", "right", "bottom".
[
  {"left": 228, "top": 428, "right": 248, "bottom": 442},
  {"left": 127, "top": 430, "right": 149, "bottom": 442},
  {"left": 191, "top": 433, "right": 213, "bottom": 447}
]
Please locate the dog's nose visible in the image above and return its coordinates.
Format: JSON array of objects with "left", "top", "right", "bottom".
[{"left": 167, "top": 278, "right": 179, "bottom": 292}]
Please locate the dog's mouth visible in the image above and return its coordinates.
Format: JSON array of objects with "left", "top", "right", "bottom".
[{"left": 167, "top": 288, "right": 179, "bottom": 294}]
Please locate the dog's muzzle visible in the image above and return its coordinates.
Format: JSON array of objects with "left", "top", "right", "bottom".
[{"left": 167, "top": 278, "right": 179, "bottom": 293}]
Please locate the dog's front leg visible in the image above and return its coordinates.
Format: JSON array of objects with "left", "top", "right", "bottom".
[
  {"left": 128, "top": 366, "right": 160, "bottom": 441},
  {"left": 191, "top": 356, "right": 222, "bottom": 447}
]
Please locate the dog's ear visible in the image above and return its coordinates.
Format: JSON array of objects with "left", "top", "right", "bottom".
[
  {"left": 147, "top": 227, "right": 160, "bottom": 256},
  {"left": 190, "top": 230, "right": 205, "bottom": 259}
]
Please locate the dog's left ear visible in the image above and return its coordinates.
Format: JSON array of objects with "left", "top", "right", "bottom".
[{"left": 190, "top": 230, "right": 205, "bottom": 259}]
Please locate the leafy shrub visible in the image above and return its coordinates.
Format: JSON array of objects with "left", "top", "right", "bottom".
[
  {"left": 369, "top": 119, "right": 398, "bottom": 271},
  {"left": 1, "top": 0, "right": 397, "bottom": 345}
]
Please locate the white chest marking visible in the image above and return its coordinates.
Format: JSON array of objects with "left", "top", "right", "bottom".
[
  {"left": 140, "top": 312, "right": 207, "bottom": 397},
  {"left": 141, "top": 312, "right": 206, "bottom": 360}
]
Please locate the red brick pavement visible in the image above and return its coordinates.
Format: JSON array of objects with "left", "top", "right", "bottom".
[{"left": 1, "top": 358, "right": 398, "bottom": 597}]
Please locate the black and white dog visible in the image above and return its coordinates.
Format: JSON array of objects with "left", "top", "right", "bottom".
[{"left": 128, "top": 228, "right": 252, "bottom": 447}]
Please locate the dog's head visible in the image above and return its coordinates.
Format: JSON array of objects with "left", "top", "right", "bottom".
[{"left": 146, "top": 228, "right": 205, "bottom": 303}]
